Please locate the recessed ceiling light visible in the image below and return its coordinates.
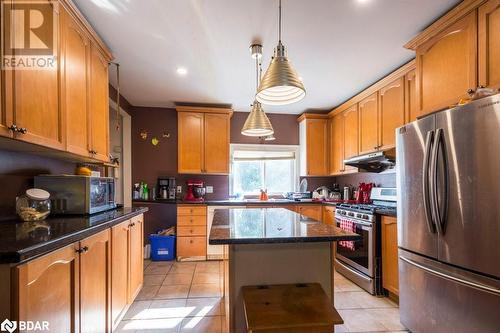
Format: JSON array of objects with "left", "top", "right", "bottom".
[
  {"left": 356, "top": 0, "right": 372, "bottom": 4},
  {"left": 176, "top": 67, "right": 188, "bottom": 76}
]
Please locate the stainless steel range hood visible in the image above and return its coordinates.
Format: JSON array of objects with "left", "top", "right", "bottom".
[{"left": 344, "top": 149, "right": 395, "bottom": 173}]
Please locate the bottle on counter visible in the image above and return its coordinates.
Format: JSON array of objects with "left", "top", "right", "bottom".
[
  {"left": 143, "top": 183, "right": 149, "bottom": 200},
  {"left": 133, "top": 183, "right": 140, "bottom": 200}
]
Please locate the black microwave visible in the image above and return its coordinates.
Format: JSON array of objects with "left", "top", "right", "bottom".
[{"left": 34, "top": 175, "right": 116, "bottom": 215}]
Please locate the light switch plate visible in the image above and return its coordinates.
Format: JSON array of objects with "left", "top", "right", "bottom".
[
  {"left": 206, "top": 186, "right": 213, "bottom": 194},
  {"left": 177, "top": 186, "right": 182, "bottom": 193}
]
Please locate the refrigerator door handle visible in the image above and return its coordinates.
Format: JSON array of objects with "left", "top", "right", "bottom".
[
  {"left": 399, "top": 256, "right": 500, "bottom": 296},
  {"left": 431, "top": 128, "right": 449, "bottom": 235},
  {"left": 422, "top": 130, "right": 436, "bottom": 233}
]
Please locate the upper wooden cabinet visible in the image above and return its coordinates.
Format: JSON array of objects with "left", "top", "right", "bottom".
[
  {"left": 177, "top": 106, "right": 232, "bottom": 174},
  {"left": 479, "top": 0, "right": 500, "bottom": 89},
  {"left": 414, "top": 11, "right": 478, "bottom": 115},
  {"left": 0, "top": 0, "right": 11, "bottom": 138},
  {"left": 329, "top": 114, "right": 344, "bottom": 175},
  {"left": 359, "top": 92, "right": 379, "bottom": 154},
  {"left": 379, "top": 77, "right": 405, "bottom": 149},
  {"left": 299, "top": 115, "right": 328, "bottom": 176},
  {"left": 343, "top": 105, "right": 359, "bottom": 173},
  {"left": 405, "top": 69, "right": 419, "bottom": 122},
  {"left": 62, "top": 8, "right": 91, "bottom": 157}
]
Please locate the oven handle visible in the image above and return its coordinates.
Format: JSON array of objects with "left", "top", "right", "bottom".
[{"left": 334, "top": 259, "right": 372, "bottom": 283}]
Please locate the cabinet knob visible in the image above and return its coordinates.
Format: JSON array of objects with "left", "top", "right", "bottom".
[
  {"left": 189, "top": 240, "right": 193, "bottom": 244},
  {"left": 18, "top": 127, "right": 27, "bottom": 134},
  {"left": 8, "top": 124, "right": 18, "bottom": 132}
]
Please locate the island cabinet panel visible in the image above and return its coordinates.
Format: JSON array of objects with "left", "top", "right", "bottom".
[
  {"left": 382, "top": 216, "right": 399, "bottom": 296},
  {"left": 177, "top": 205, "right": 207, "bottom": 260},
  {"left": 359, "top": 92, "right": 379, "bottom": 155},
  {"left": 329, "top": 114, "right": 344, "bottom": 175},
  {"left": 178, "top": 112, "right": 204, "bottom": 174},
  {"left": 379, "top": 77, "right": 405, "bottom": 150},
  {"left": 14, "top": 243, "right": 80, "bottom": 333},
  {"left": 479, "top": 0, "right": 500, "bottom": 89},
  {"left": 415, "top": 11, "right": 477, "bottom": 116},
  {"left": 79, "top": 229, "right": 111, "bottom": 333},
  {"left": 322, "top": 206, "right": 336, "bottom": 225},
  {"left": 111, "top": 220, "right": 129, "bottom": 327},
  {"left": 297, "top": 205, "right": 323, "bottom": 221},
  {"left": 405, "top": 69, "right": 419, "bottom": 122},
  {"left": 343, "top": 105, "right": 359, "bottom": 173},
  {"left": 129, "top": 214, "right": 144, "bottom": 302},
  {"left": 204, "top": 113, "right": 230, "bottom": 174},
  {"left": 89, "top": 44, "right": 110, "bottom": 162},
  {"left": 62, "top": 8, "right": 91, "bottom": 157},
  {"left": 299, "top": 117, "right": 329, "bottom": 176},
  {"left": 11, "top": 1, "right": 64, "bottom": 150}
]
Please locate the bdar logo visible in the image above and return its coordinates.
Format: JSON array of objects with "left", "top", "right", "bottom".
[{"left": 0, "top": 319, "right": 17, "bottom": 333}]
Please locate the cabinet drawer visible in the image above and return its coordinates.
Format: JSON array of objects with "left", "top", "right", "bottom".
[
  {"left": 177, "top": 215, "right": 207, "bottom": 226},
  {"left": 177, "top": 226, "right": 207, "bottom": 237},
  {"left": 322, "top": 206, "right": 336, "bottom": 225},
  {"left": 177, "top": 236, "right": 206, "bottom": 257},
  {"left": 177, "top": 206, "right": 207, "bottom": 216}
]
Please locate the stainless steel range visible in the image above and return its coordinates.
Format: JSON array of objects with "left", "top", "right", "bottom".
[{"left": 334, "top": 187, "right": 397, "bottom": 295}]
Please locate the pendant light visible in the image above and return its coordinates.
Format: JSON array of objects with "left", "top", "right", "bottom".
[
  {"left": 256, "top": 0, "right": 305, "bottom": 106},
  {"left": 241, "top": 44, "right": 274, "bottom": 137}
]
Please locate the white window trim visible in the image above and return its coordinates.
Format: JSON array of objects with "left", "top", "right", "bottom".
[{"left": 229, "top": 144, "right": 300, "bottom": 197}]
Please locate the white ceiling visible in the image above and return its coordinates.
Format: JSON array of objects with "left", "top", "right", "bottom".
[{"left": 74, "top": 0, "right": 460, "bottom": 114}]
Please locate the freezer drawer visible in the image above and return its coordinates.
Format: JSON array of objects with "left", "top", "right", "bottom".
[{"left": 399, "top": 249, "right": 500, "bottom": 333}]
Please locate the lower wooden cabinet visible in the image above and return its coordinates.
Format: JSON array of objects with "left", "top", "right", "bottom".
[
  {"left": 129, "top": 214, "right": 144, "bottom": 302},
  {"left": 177, "top": 205, "right": 207, "bottom": 260},
  {"left": 322, "top": 206, "right": 336, "bottom": 225},
  {"left": 381, "top": 216, "right": 399, "bottom": 296},
  {"left": 111, "top": 221, "right": 130, "bottom": 328},
  {"left": 296, "top": 205, "right": 323, "bottom": 221}
]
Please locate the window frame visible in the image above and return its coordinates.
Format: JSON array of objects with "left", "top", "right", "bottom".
[{"left": 229, "top": 144, "right": 300, "bottom": 197}]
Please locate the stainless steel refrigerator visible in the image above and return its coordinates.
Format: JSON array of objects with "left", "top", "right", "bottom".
[{"left": 396, "top": 93, "right": 500, "bottom": 333}]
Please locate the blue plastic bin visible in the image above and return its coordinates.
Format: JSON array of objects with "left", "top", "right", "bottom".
[{"left": 149, "top": 234, "right": 176, "bottom": 261}]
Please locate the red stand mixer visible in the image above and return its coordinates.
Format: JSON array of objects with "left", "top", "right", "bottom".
[{"left": 184, "top": 180, "right": 206, "bottom": 201}]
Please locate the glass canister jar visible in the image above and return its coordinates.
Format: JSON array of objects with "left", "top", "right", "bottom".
[{"left": 16, "top": 188, "right": 51, "bottom": 221}]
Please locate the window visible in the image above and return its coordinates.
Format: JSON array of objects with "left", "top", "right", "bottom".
[{"left": 230, "top": 144, "right": 299, "bottom": 196}]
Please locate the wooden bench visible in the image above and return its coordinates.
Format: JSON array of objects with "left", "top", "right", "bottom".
[{"left": 242, "top": 283, "right": 343, "bottom": 333}]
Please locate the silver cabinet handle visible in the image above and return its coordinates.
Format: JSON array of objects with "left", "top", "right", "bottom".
[{"left": 400, "top": 256, "right": 500, "bottom": 296}]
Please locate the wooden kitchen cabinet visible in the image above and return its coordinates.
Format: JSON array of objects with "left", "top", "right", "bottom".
[
  {"left": 379, "top": 77, "right": 405, "bottom": 149},
  {"left": 11, "top": 2, "right": 64, "bottom": 150},
  {"left": 405, "top": 69, "right": 419, "bottom": 122},
  {"left": 415, "top": 11, "right": 477, "bottom": 116},
  {"left": 62, "top": 8, "right": 91, "bottom": 157},
  {"left": 381, "top": 216, "right": 399, "bottom": 296},
  {"left": 343, "top": 105, "right": 359, "bottom": 172},
  {"left": 322, "top": 206, "right": 336, "bottom": 225},
  {"left": 359, "top": 92, "right": 379, "bottom": 154},
  {"left": 0, "top": 0, "right": 11, "bottom": 138},
  {"left": 177, "top": 205, "right": 207, "bottom": 260},
  {"left": 89, "top": 44, "right": 110, "bottom": 162},
  {"left": 129, "top": 214, "right": 144, "bottom": 302},
  {"left": 329, "top": 114, "right": 344, "bottom": 175},
  {"left": 177, "top": 107, "right": 232, "bottom": 174},
  {"left": 479, "top": 0, "right": 500, "bottom": 89},
  {"left": 297, "top": 205, "right": 322, "bottom": 221},
  {"left": 111, "top": 220, "right": 129, "bottom": 328},
  {"left": 14, "top": 243, "right": 80, "bottom": 333},
  {"left": 298, "top": 115, "right": 329, "bottom": 176}
]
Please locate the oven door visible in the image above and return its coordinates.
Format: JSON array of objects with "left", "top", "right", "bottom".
[
  {"left": 335, "top": 217, "right": 374, "bottom": 277},
  {"left": 89, "top": 178, "right": 115, "bottom": 214}
]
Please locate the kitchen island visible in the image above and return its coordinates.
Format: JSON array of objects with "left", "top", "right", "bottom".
[{"left": 209, "top": 207, "right": 360, "bottom": 333}]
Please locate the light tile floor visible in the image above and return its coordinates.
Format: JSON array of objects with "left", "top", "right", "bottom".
[{"left": 117, "top": 260, "right": 408, "bottom": 333}]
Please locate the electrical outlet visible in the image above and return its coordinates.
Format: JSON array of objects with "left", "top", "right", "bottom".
[
  {"left": 206, "top": 186, "right": 213, "bottom": 194},
  {"left": 177, "top": 185, "right": 182, "bottom": 193}
]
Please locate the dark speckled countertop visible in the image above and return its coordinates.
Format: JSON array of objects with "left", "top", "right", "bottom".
[
  {"left": 209, "top": 208, "right": 360, "bottom": 245},
  {"left": 133, "top": 198, "right": 338, "bottom": 206},
  {"left": 0, "top": 207, "right": 148, "bottom": 264}
]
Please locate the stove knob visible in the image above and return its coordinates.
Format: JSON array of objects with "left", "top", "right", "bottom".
[
  {"left": 363, "top": 214, "right": 369, "bottom": 220},
  {"left": 348, "top": 212, "right": 354, "bottom": 217}
]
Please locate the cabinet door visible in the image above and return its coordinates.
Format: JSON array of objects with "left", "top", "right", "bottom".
[
  {"left": 359, "top": 92, "right": 379, "bottom": 154},
  {"left": 62, "top": 9, "right": 90, "bottom": 157},
  {"left": 15, "top": 244, "right": 79, "bottom": 333},
  {"left": 12, "top": 2, "right": 64, "bottom": 149},
  {"left": 479, "top": 0, "right": 500, "bottom": 89},
  {"left": 297, "top": 205, "right": 322, "bottom": 221},
  {"left": 89, "top": 44, "right": 109, "bottom": 162},
  {"left": 343, "top": 105, "right": 359, "bottom": 172},
  {"left": 80, "top": 229, "right": 111, "bottom": 333},
  {"left": 329, "top": 114, "right": 344, "bottom": 175},
  {"left": 379, "top": 78, "right": 405, "bottom": 149},
  {"left": 305, "top": 119, "right": 328, "bottom": 176},
  {"left": 382, "top": 216, "right": 399, "bottom": 296},
  {"left": 204, "top": 113, "right": 230, "bottom": 174},
  {"left": 111, "top": 220, "right": 130, "bottom": 327},
  {"left": 0, "top": 0, "right": 12, "bottom": 138},
  {"left": 322, "top": 206, "right": 335, "bottom": 225},
  {"left": 405, "top": 69, "right": 419, "bottom": 122},
  {"left": 416, "top": 11, "right": 477, "bottom": 115},
  {"left": 129, "top": 214, "right": 144, "bottom": 302},
  {"left": 178, "top": 112, "right": 204, "bottom": 173}
]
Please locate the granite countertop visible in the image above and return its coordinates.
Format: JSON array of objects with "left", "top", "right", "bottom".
[
  {"left": 209, "top": 208, "right": 361, "bottom": 245},
  {"left": 133, "top": 198, "right": 339, "bottom": 206},
  {"left": 0, "top": 207, "right": 148, "bottom": 264}
]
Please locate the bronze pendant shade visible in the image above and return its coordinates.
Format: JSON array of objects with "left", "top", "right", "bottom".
[{"left": 241, "top": 100, "right": 274, "bottom": 137}]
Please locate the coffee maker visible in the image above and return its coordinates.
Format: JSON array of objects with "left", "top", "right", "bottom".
[
  {"left": 185, "top": 180, "right": 206, "bottom": 201},
  {"left": 158, "top": 177, "right": 176, "bottom": 199}
]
